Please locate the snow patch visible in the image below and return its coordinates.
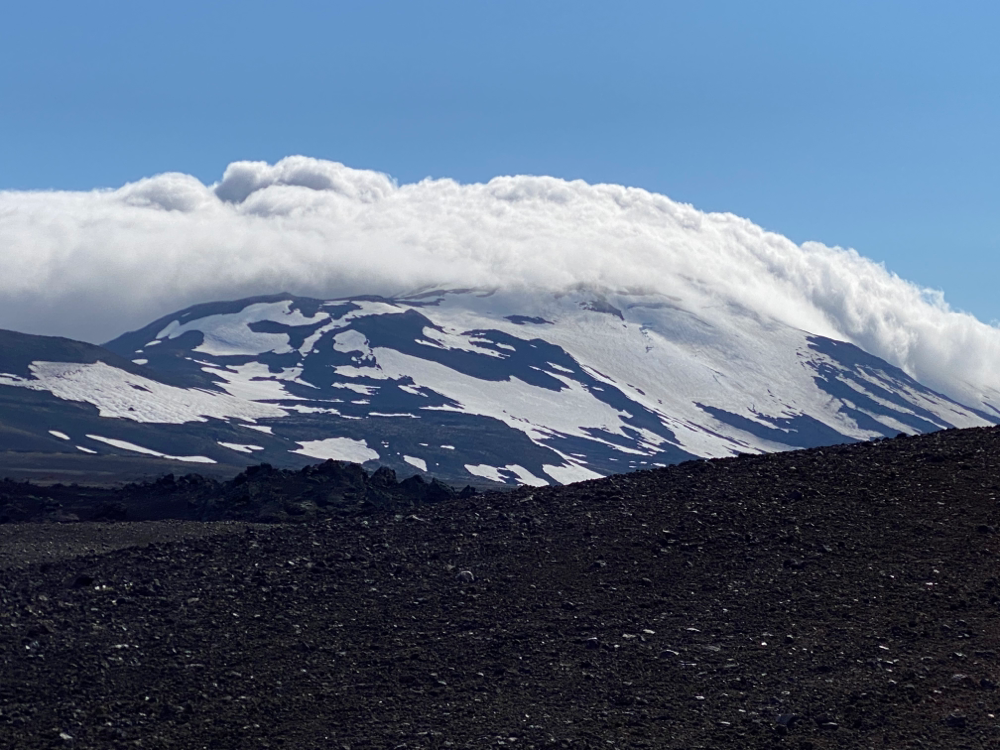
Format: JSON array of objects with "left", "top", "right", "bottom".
[
  {"left": 218, "top": 442, "right": 264, "bottom": 453},
  {"left": 403, "top": 455, "right": 427, "bottom": 472},
  {"left": 332, "top": 366, "right": 390, "bottom": 380},
  {"left": 2, "top": 361, "right": 285, "bottom": 424},
  {"left": 542, "top": 462, "right": 603, "bottom": 485},
  {"left": 286, "top": 405, "right": 341, "bottom": 415},
  {"left": 373, "top": 347, "right": 647, "bottom": 455},
  {"left": 202, "top": 363, "right": 307, "bottom": 402},
  {"left": 416, "top": 326, "right": 504, "bottom": 358},
  {"left": 465, "top": 463, "right": 549, "bottom": 486},
  {"left": 86, "top": 434, "right": 217, "bottom": 463},
  {"left": 465, "top": 464, "right": 504, "bottom": 482},
  {"left": 505, "top": 464, "right": 549, "bottom": 487},
  {"left": 331, "top": 382, "right": 379, "bottom": 395},
  {"left": 332, "top": 329, "right": 373, "bottom": 356},
  {"left": 292, "top": 437, "right": 379, "bottom": 463},
  {"left": 157, "top": 301, "right": 326, "bottom": 356},
  {"left": 399, "top": 384, "right": 428, "bottom": 397}
]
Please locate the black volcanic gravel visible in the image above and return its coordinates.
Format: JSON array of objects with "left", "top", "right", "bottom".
[
  {"left": 0, "top": 521, "right": 253, "bottom": 570},
  {"left": 4, "top": 427, "right": 1000, "bottom": 748}
]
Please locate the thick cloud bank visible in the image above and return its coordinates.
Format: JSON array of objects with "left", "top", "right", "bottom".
[{"left": 2, "top": 156, "right": 999, "bottom": 410}]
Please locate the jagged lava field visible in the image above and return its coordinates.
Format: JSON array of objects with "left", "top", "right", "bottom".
[{"left": 3, "top": 426, "right": 1000, "bottom": 749}]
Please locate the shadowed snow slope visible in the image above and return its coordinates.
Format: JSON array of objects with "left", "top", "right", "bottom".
[{"left": 1, "top": 289, "right": 991, "bottom": 486}]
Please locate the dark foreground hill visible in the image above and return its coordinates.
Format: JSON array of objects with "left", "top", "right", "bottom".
[{"left": 3, "top": 427, "right": 1000, "bottom": 749}]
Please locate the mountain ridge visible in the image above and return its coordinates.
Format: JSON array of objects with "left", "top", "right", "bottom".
[{"left": 1, "top": 288, "right": 995, "bottom": 485}]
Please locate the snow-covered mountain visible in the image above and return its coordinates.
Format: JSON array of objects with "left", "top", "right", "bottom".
[{"left": 0, "top": 287, "right": 993, "bottom": 485}]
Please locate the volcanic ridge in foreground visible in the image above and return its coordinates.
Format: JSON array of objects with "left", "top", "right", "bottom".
[{"left": 4, "top": 426, "right": 1000, "bottom": 748}]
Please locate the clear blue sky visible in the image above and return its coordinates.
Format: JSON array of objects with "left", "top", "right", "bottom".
[{"left": 3, "top": 1, "right": 999, "bottom": 323}]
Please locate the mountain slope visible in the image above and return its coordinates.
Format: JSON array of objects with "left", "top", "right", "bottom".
[
  {"left": 0, "top": 329, "right": 289, "bottom": 479},
  {"left": 1, "top": 288, "right": 993, "bottom": 485}
]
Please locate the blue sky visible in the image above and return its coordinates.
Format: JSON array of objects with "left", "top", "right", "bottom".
[{"left": 2, "top": 1, "right": 999, "bottom": 322}]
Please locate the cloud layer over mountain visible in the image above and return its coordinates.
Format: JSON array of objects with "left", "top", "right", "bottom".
[{"left": 2, "top": 156, "right": 999, "bottom": 409}]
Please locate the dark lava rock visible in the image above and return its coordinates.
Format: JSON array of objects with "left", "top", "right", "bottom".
[{"left": 0, "top": 458, "right": 460, "bottom": 523}]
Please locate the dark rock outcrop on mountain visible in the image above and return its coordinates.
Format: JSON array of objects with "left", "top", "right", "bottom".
[
  {"left": 3, "top": 426, "right": 1000, "bottom": 748},
  {"left": 0, "top": 459, "right": 469, "bottom": 524}
]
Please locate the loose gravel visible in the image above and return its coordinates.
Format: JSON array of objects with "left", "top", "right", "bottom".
[{"left": 3, "top": 427, "right": 1000, "bottom": 748}]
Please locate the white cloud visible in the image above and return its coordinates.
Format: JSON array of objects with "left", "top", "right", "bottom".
[{"left": 1, "top": 155, "right": 999, "bottom": 410}]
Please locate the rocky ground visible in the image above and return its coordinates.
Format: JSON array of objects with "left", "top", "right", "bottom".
[{"left": 3, "top": 427, "right": 1000, "bottom": 748}]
